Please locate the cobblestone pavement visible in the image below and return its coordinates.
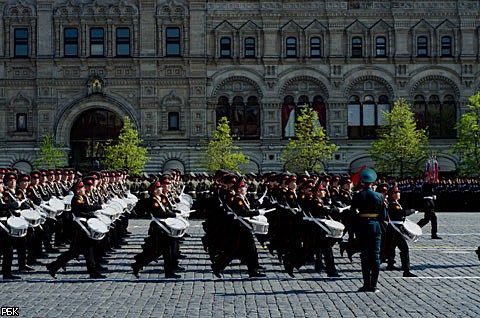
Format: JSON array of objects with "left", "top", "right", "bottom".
[{"left": 1, "top": 212, "right": 479, "bottom": 317}]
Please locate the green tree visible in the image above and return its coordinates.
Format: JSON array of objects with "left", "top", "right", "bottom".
[
  {"left": 369, "top": 98, "right": 429, "bottom": 177},
  {"left": 199, "top": 116, "right": 249, "bottom": 173},
  {"left": 103, "top": 116, "right": 149, "bottom": 175},
  {"left": 33, "top": 132, "right": 68, "bottom": 169},
  {"left": 281, "top": 107, "right": 338, "bottom": 173},
  {"left": 450, "top": 92, "right": 480, "bottom": 175}
]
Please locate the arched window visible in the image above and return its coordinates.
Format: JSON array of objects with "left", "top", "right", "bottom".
[
  {"left": 282, "top": 95, "right": 296, "bottom": 137},
  {"left": 427, "top": 95, "right": 441, "bottom": 136},
  {"left": 282, "top": 95, "right": 328, "bottom": 137},
  {"left": 413, "top": 94, "right": 456, "bottom": 138},
  {"left": 245, "top": 96, "right": 260, "bottom": 137},
  {"left": 413, "top": 95, "right": 427, "bottom": 130},
  {"left": 377, "top": 95, "right": 390, "bottom": 125},
  {"left": 216, "top": 96, "right": 230, "bottom": 122},
  {"left": 442, "top": 95, "right": 456, "bottom": 137},
  {"left": 417, "top": 36, "right": 428, "bottom": 57},
  {"left": 220, "top": 37, "right": 232, "bottom": 58},
  {"left": 310, "top": 37, "right": 321, "bottom": 57},
  {"left": 312, "top": 95, "right": 327, "bottom": 128},
  {"left": 441, "top": 36, "right": 452, "bottom": 57},
  {"left": 216, "top": 95, "right": 260, "bottom": 139},
  {"left": 244, "top": 37, "right": 255, "bottom": 58},
  {"left": 298, "top": 95, "right": 309, "bottom": 107},
  {"left": 352, "top": 37, "right": 363, "bottom": 57},
  {"left": 347, "top": 95, "right": 391, "bottom": 138},
  {"left": 286, "top": 37, "right": 297, "bottom": 57},
  {"left": 375, "top": 36, "right": 386, "bottom": 57}
]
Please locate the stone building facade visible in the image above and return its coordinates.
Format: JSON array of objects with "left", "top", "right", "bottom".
[{"left": 0, "top": 0, "right": 477, "bottom": 174}]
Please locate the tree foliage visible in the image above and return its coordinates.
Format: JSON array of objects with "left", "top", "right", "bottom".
[
  {"left": 281, "top": 107, "right": 338, "bottom": 173},
  {"left": 369, "top": 98, "right": 429, "bottom": 177},
  {"left": 450, "top": 92, "right": 480, "bottom": 175},
  {"left": 33, "top": 132, "right": 68, "bottom": 169},
  {"left": 199, "top": 116, "right": 249, "bottom": 173},
  {"left": 103, "top": 116, "right": 149, "bottom": 175}
]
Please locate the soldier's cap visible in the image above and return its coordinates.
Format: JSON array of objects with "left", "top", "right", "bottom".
[
  {"left": 277, "top": 173, "right": 290, "bottom": 182},
  {"left": 116, "top": 170, "right": 122, "bottom": 176},
  {"left": 297, "top": 174, "right": 309, "bottom": 183},
  {"left": 320, "top": 175, "right": 331, "bottom": 182},
  {"left": 214, "top": 169, "right": 229, "bottom": 180},
  {"left": 63, "top": 169, "right": 70, "bottom": 175},
  {"left": 88, "top": 171, "right": 102, "bottom": 180},
  {"left": 48, "top": 169, "right": 55, "bottom": 175},
  {"left": 18, "top": 173, "right": 31, "bottom": 182},
  {"left": 224, "top": 174, "right": 237, "bottom": 185},
  {"left": 83, "top": 176, "right": 95, "bottom": 186},
  {"left": 159, "top": 175, "right": 172, "bottom": 185},
  {"left": 71, "top": 180, "right": 84, "bottom": 192},
  {"left": 3, "top": 172, "right": 17, "bottom": 183},
  {"left": 39, "top": 169, "right": 48, "bottom": 176},
  {"left": 312, "top": 185, "right": 327, "bottom": 193},
  {"left": 339, "top": 177, "right": 352, "bottom": 185},
  {"left": 30, "top": 170, "right": 41, "bottom": 179},
  {"left": 109, "top": 171, "right": 117, "bottom": 177},
  {"left": 360, "top": 168, "right": 377, "bottom": 183},
  {"left": 376, "top": 183, "right": 389, "bottom": 193},
  {"left": 300, "top": 179, "right": 314, "bottom": 189},
  {"left": 234, "top": 177, "right": 248, "bottom": 189},
  {"left": 55, "top": 169, "right": 63, "bottom": 175},
  {"left": 122, "top": 169, "right": 128, "bottom": 175},
  {"left": 0, "top": 167, "right": 7, "bottom": 174},
  {"left": 387, "top": 187, "right": 400, "bottom": 195},
  {"left": 148, "top": 180, "right": 161, "bottom": 193},
  {"left": 332, "top": 175, "right": 340, "bottom": 181}
]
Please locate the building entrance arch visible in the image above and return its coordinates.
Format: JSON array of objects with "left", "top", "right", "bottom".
[{"left": 69, "top": 109, "right": 123, "bottom": 172}]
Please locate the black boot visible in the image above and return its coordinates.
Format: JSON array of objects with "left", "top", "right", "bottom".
[{"left": 46, "top": 263, "right": 58, "bottom": 278}]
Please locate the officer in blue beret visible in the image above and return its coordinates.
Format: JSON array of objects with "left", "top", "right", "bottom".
[{"left": 351, "top": 168, "right": 387, "bottom": 293}]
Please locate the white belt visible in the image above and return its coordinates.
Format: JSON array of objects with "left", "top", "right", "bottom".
[{"left": 423, "top": 196, "right": 434, "bottom": 200}]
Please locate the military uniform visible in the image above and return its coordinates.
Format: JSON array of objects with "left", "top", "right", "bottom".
[
  {"left": 131, "top": 179, "right": 181, "bottom": 279},
  {"left": 383, "top": 187, "right": 416, "bottom": 277},
  {"left": 46, "top": 180, "right": 105, "bottom": 279},
  {"left": 351, "top": 168, "right": 387, "bottom": 293}
]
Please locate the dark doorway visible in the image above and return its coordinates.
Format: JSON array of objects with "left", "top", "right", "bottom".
[{"left": 70, "top": 109, "right": 123, "bottom": 172}]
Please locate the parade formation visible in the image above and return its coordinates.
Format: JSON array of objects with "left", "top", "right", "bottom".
[{"left": 1, "top": 167, "right": 480, "bottom": 294}]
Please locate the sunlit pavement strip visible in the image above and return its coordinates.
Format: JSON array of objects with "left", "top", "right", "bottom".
[{"left": 1, "top": 212, "right": 480, "bottom": 318}]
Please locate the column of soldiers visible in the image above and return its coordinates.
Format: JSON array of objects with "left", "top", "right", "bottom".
[
  {"left": 1, "top": 167, "right": 133, "bottom": 280},
  {"left": 3, "top": 167, "right": 480, "bottom": 282}
]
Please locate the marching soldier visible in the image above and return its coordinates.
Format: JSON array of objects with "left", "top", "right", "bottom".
[
  {"left": 383, "top": 187, "right": 417, "bottom": 277},
  {"left": 351, "top": 168, "right": 387, "bottom": 293},
  {"left": 46, "top": 180, "right": 106, "bottom": 279},
  {"left": 211, "top": 177, "right": 265, "bottom": 278},
  {"left": 3, "top": 172, "right": 33, "bottom": 272},
  {"left": 0, "top": 178, "right": 21, "bottom": 280},
  {"left": 131, "top": 178, "right": 182, "bottom": 279},
  {"left": 417, "top": 173, "right": 442, "bottom": 239}
]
